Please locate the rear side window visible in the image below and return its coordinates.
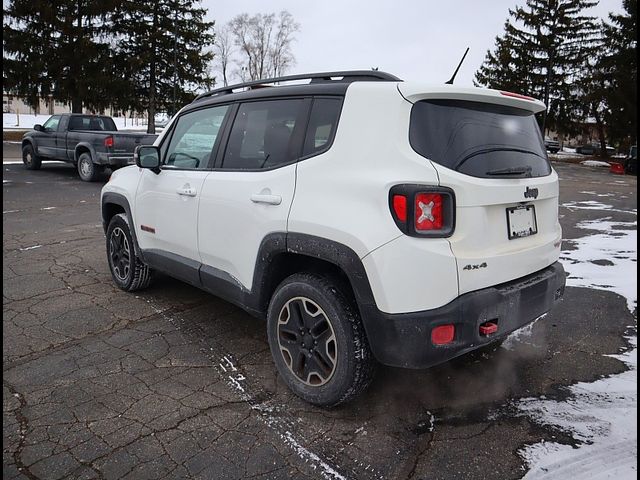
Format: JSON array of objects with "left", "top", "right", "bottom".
[
  {"left": 222, "top": 99, "right": 303, "bottom": 170},
  {"left": 302, "top": 98, "right": 342, "bottom": 157},
  {"left": 409, "top": 100, "right": 551, "bottom": 178},
  {"left": 68, "top": 116, "right": 117, "bottom": 131}
]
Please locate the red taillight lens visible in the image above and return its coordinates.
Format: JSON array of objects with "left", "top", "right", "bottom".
[
  {"left": 392, "top": 194, "right": 407, "bottom": 222},
  {"left": 104, "top": 136, "right": 114, "bottom": 148},
  {"left": 431, "top": 324, "right": 455, "bottom": 345},
  {"left": 415, "top": 193, "right": 443, "bottom": 230}
]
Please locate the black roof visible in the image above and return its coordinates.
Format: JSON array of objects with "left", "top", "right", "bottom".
[{"left": 187, "top": 70, "right": 401, "bottom": 111}]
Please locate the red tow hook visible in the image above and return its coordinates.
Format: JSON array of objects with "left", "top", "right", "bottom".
[{"left": 479, "top": 321, "right": 498, "bottom": 336}]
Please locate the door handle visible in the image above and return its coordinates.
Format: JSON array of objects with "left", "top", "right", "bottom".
[
  {"left": 250, "top": 193, "right": 282, "bottom": 205},
  {"left": 177, "top": 184, "right": 197, "bottom": 197}
]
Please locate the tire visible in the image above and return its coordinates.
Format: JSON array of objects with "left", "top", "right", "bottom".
[
  {"left": 77, "top": 152, "right": 103, "bottom": 182},
  {"left": 267, "top": 273, "right": 376, "bottom": 407},
  {"left": 22, "top": 144, "right": 41, "bottom": 170},
  {"left": 106, "top": 213, "right": 153, "bottom": 291}
]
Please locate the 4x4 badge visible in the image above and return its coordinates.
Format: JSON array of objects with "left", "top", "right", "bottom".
[{"left": 524, "top": 186, "right": 539, "bottom": 199}]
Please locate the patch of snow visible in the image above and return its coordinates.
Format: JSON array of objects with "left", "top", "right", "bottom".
[
  {"left": 3, "top": 112, "right": 165, "bottom": 132},
  {"left": 502, "top": 314, "right": 547, "bottom": 351},
  {"left": 519, "top": 214, "right": 637, "bottom": 479},
  {"left": 561, "top": 200, "right": 637, "bottom": 216},
  {"left": 19, "top": 245, "right": 42, "bottom": 251},
  {"left": 581, "top": 160, "right": 611, "bottom": 167}
]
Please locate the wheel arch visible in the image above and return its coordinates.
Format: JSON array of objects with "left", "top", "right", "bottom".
[
  {"left": 21, "top": 138, "right": 36, "bottom": 151},
  {"left": 254, "top": 233, "right": 377, "bottom": 321},
  {"left": 101, "top": 192, "right": 142, "bottom": 256},
  {"left": 75, "top": 142, "right": 96, "bottom": 163}
]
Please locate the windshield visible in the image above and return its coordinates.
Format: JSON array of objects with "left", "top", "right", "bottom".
[{"left": 409, "top": 100, "right": 551, "bottom": 179}]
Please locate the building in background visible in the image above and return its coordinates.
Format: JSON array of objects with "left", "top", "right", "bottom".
[{"left": 2, "top": 92, "right": 134, "bottom": 118}]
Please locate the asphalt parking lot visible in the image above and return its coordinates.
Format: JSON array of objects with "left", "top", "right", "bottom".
[{"left": 3, "top": 144, "right": 637, "bottom": 480}]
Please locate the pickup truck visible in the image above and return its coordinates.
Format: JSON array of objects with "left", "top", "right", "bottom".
[{"left": 21, "top": 114, "right": 158, "bottom": 181}]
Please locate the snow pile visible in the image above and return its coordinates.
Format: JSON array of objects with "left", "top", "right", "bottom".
[
  {"left": 581, "top": 160, "right": 611, "bottom": 167},
  {"left": 3, "top": 113, "right": 166, "bottom": 131},
  {"left": 519, "top": 215, "right": 637, "bottom": 479}
]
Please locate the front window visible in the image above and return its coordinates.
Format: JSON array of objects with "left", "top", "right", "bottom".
[
  {"left": 43, "top": 115, "right": 61, "bottom": 132},
  {"left": 409, "top": 100, "right": 551, "bottom": 179},
  {"left": 163, "top": 105, "right": 229, "bottom": 170}
]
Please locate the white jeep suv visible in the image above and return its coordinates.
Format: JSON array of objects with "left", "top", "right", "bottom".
[{"left": 101, "top": 71, "right": 565, "bottom": 406}]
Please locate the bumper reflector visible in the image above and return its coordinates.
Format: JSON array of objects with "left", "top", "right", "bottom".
[{"left": 431, "top": 324, "right": 455, "bottom": 345}]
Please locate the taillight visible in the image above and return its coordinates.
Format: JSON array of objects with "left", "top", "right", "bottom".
[
  {"left": 392, "top": 195, "right": 407, "bottom": 222},
  {"left": 389, "top": 185, "right": 455, "bottom": 237},
  {"left": 104, "top": 136, "right": 114, "bottom": 148}
]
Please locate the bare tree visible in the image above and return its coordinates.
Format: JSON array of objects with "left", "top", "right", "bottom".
[
  {"left": 214, "top": 24, "right": 234, "bottom": 86},
  {"left": 229, "top": 11, "right": 300, "bottom": 81}
]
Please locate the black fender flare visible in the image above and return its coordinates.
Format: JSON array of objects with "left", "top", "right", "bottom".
[
  {"left": 101, "top": 192, "right": 142, "bottom": 257},
  {"left": 251, "top": 232, "right": 377, "bottom": 317}
]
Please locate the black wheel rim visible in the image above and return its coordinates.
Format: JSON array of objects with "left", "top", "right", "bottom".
[
  {"left": 109, "top": 227, "right": 131, "bottom": 282},
  {"left": 277, "top": 297, "right": 337, "bottom": 386}
]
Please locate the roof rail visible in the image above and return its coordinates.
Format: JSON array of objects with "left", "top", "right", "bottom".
[{"left": 193, "top": 70, "right": 402, "bottom": 102}]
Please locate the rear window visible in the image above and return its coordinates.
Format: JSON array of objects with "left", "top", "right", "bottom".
[{"left": 409, "top": 100, "right": 551, "bottom": 178}]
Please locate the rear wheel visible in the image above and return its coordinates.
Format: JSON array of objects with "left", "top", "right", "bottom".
[
  {"left": 77, "top": 152, "right": 103, "bottom": 182},
  {"left": 267, "top": 274, "right": 376, "bottom": 406},
  {"left": 22, "top": 144, "right": 41, "bottom": 170},
  {"left": 106, "top": 214, "right": 153, "bottom": 291}
]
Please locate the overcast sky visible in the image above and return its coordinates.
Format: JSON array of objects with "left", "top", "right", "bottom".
[{"left": 202, "top": 0, "right": 624, "bottom": 87}]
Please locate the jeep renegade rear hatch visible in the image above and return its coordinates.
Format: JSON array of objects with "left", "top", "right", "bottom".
[{"left": 409, "top": 99, "right": 551, "bottom": 179}]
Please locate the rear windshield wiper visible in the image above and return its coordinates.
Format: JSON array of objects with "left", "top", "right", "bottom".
[
  {"left": 455, "top": 147, "right": 544, "bottom": 169},
  {"left": 486, "top": 166, "right": 533, "bottom": 176}
]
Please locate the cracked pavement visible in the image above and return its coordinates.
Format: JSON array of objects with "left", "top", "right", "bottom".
[{"left": 3, "top": 149, "right": 637, "bottom": 480}]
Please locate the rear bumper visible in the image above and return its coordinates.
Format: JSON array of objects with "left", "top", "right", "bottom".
[
  {"left": 96, "top": 153, "right": 133, "bottom": 167},
  {"left": 360, "top": 262, "right": 566, "bottom": 368}
]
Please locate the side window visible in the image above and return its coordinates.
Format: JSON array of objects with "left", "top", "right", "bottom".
[
  {"left": 163, "top": 105, "right": 229, "bottom": 170},
  {"left": 302, "top": 98, "right": 342, "bottom": 157},
  {"left": 222, "top": 99, "right": 303, "bottom": 170},
  {"left": 43, "top": 115, "right": 61, "bottom": 132}
]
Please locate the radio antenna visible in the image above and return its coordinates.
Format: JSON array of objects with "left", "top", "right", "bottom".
[{"left": 445, "top": 47, "right": 470, "bottom": 85}]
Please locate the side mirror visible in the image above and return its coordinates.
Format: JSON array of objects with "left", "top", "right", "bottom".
[
  {"left": 134, "top": 145, "right": 161, "bottom": 174},
  {"left": 34, "top": 124, "right": 43, "bottom": 132}
]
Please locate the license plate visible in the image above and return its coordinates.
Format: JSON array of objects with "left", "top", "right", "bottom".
[{"left": 507, "top": 205, "right": 537, "bottom": 239}]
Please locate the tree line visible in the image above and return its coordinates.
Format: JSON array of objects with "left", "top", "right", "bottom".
[
  {"left": 3, "top": 1, "right": 300, "bottom": 134},
  {"left": 475, "top": 0, "right": 637, "bottom": 154}
]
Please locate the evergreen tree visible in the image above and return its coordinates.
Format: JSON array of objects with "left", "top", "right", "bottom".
[
  {"left": 3, "top": 0, "right": 116, "bottom": 113},
  {"left": 475, "top": 0, "right": 600, "bottom": 136},
  {"left": 112, "top": 0, "right": 215, "bottom": 133},
  {"left": 600, "top": 0, "right": 637, "bottom": 148}
]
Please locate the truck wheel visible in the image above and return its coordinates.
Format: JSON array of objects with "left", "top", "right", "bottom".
[
  {"left": 267, "top": 273, "right": 376, "bottom": 407},
  {"left": 22, "top": 144, "right": 41, "bottom": 170},
  {"left": 106, "top": 213, "right": 153, "bottom": 291},
  {"left": 77, "top": 152, "right": 103, "bottom": 182}
]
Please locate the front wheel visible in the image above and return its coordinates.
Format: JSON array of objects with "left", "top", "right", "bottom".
[
  {"left": 106, "top": 214, "right": 153, "bottom": 291},
  {"left": 22, "top": 144, "right": 41, "bottom": 170},
  {"left": 267, "top": 274, "right": 376, "bottom": 406},
  {"left": 77, "top": 152, "right": 103, "bottom": 182}
]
